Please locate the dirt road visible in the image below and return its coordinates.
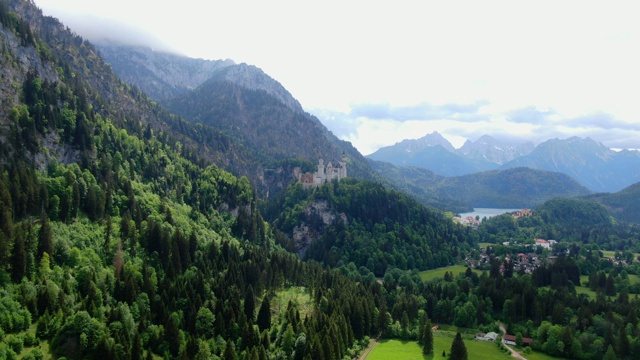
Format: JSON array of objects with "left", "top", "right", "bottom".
[
  {"left": 357, "top": 334, "right": 382, "bottom": 360},
  {"left": 499, "top": 323, "right": 528, "bottom": 360}
]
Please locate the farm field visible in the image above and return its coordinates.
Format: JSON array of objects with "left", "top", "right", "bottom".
[{"left": 418, "top": 266, "right": 483, "bottom": 281}]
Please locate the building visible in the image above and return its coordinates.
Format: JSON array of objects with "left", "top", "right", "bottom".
[
  {"left": 534, "top": 238, "right": 550, "bottom": 249},
  {"left": 512, "top": 209, "right": 532, "bottom": 219},
  {"left": 475, "top": 332, "right": 498, "bottom": 341},
  {"left": 503, "top": 334, "right": 533, "bottom": 347},
  {"left": 294, "top": 156, "right": 348, "bottom": 188}
]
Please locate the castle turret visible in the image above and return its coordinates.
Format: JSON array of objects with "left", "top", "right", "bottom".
[{"left": 339, "top": 154, "right": 347, "bottom": 179}]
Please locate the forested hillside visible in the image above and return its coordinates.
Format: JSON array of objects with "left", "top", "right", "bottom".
[
  {"left": 369, "top": 160, "right": 591, "bottom": 212},
  {"left": 0, "top": 1, "right": 389, "bottom": 358},
  {"left": 477, "top": 197, "right": 640, "bottom": 252},
  {"left": 3, "top": 2, "right": 640, "bottom": 360},
  {"left": 265, "top": 179, "right": 479, "bottom": 276},
  {"left": 581, "top": 182, "right": 640, "bottom": 224}
]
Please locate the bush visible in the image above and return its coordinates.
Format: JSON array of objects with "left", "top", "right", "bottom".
[
  {"left": 0, "top": 342, "right": 18, "bottom": 360},
  {"left": 22, "top": 347, "right": 44, "bottom": 360},
  {"left": 5, "top": 334, "right": 24, "bottom": 354},
  {"left": 23, "top": 331, "right": 39, "bottom": 346}
]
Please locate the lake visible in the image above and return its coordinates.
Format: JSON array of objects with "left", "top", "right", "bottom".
[{"left": 459, "top": 208, "right": 520, "bottom": 221}]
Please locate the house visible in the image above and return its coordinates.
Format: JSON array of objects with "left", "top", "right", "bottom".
[
  {"left": 512, "top": 209, "right": 532, "bottom": 219},
  {"left": 475, "top": 332, "right": 498, "bottom": 341},
  {"left": 503, "top": 334, "right": 533, "bottom": 346},
  {"left": 534, "top": 238, "right": 550, "bottom": 249}
]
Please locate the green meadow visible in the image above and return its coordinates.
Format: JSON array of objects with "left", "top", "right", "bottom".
[
  {"left": 366, "top": 332, "right": 563, "bottom": 360},
  {"left": 419, "top": 266, "right": 483, "bottom": 282},
  {"left": 272, "top": 286, "right": 313, "bottom": 318}
]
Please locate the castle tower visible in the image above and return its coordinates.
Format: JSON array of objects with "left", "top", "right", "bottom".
[
  {"left": 339, "top": 154, "right": 347, "bottom": 179},
  {"left": 317, "top": 159, "right": 325, "bottom": 177},
  {"left": 315, "top": 159, "right": 325, "bottom": 185}
]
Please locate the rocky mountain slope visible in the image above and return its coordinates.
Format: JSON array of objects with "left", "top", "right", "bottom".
[
  {"left": 458, "top": 134, "right": 535, "bottom": 165},
  {"left": 95, "top": 41, "right": 235, "bottom": 101}
]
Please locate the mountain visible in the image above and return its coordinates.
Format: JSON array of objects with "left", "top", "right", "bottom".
[
  {"left": 367, "top": 132, "right": 497, "bottom": 176},
  {"left": 441, "top": 167, "right": 592, "bottom": 209},
  {"left": 0, "top": 1, "right": 390, "bottom": 358},
  {"left": 95, "top": 41, "right": 235, "bottom": 101},
  {"left": 458, "top": 134, "right": 535, "bottom": 165},
  {"left": 501, "top": 137, "right": 640, "bottom": 192},
  {"left": 96, "top": 43, "right": 374, "bottom": 195},
  {"left": 368, "top": 160, "right": 591, "bottom": 211},
  {"left": 582, "top": 182, "right": 640, "bottom": 223}
]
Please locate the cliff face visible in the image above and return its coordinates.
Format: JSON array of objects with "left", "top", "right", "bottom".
[
  {"left": 95, "top": 42, "right": 235, "bottom": 101},
  {"left": 96, "top": 43, "right": 304, "bottom": 114}
]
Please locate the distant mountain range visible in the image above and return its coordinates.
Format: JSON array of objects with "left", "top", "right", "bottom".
[
  {"left": 93, "top": 43, "right": 613, "bottom": 211},
  {"left": 368, "top": 161, "right": 591, "bottom": 212},
  {"left": 367, "top": 132, "right": 640, "bottom": 193}
]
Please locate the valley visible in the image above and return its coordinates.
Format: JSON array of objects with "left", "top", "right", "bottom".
[{"left": 1, "top": 1, "right": 639, "bottom": 360}]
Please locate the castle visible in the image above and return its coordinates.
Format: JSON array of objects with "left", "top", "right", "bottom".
[{"left": 294, "top": 156, "right": 347, "bottom": 188}]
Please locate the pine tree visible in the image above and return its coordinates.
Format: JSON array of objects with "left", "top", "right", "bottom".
[
  {"left": 223, "top": 341, "right": 237, "bottom": 360},
  {"left": 37, "top": 212, "right": 53, "bottom": 261},
  {"left": 11, "top": 228, "right": 27, "bottom": 282},
  {"left": 450, "top": 332, "right": 468, "bottom": 360},
  {"left": 422, "top": 319, "right": 434, "bottom": 355},
  {"left": 244, "top": 285, "right": 256, "bottom": 323},
  {"left": 256, "top": 296, "right": 271, "bottom": 331},
  {"left": 603, "top": 344, "right": 617, "bottom": 360}
]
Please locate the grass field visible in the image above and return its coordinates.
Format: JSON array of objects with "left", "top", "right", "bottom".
[
  {"left": 367, "top": 333, "right": 511, "bottom": 360},
  {"left": 271, "top": 286, "right": 313, "bottom": 318},
  {"left": 366, "top": 332, "right": 563, "bottom": 360},
  {"left": 419, "top": 266, "right": 483, "bottom": 282},
  {"left": 366, "top": 339, "right": 425, "bottom": 360},
  {"left": 600, "top": 250, "right": 616, "bottom": 258}
]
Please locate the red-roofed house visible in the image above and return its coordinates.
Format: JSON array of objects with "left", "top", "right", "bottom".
[
  {"left": 503, "top": 334, "right": 533, "bottom": 346},
  {"left": 534, "top": 238, "right": 550, "bottom": 249}
]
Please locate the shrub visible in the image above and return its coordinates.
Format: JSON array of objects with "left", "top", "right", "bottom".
[
  {"left": 5, "top": 334, "right": 24, "bottom": 354},
  {"left": 23, "top": 331, "right": 39, "bottom": 346}
]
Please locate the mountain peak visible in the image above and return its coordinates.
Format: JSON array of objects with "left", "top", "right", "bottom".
[
  {"left": 395, "top": 131, "right": 455, "bottom": 152},
  {"left": 459, "top": 134, "right": 534, "bottom": 165},
  {"left": 207, "top": 63, "right": 303, "bottom": 113}
]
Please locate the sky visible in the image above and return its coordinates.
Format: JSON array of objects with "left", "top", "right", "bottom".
[{"left": 34, "top": 0, "right": 640, "bottom": 155}]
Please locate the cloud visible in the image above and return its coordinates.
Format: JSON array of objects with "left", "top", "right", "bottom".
[
  {"left": 45, "top": 11, "right": 177, "bottom": 54},
  {"left": 565, "top": 112, "right": 640, "bottom": 131},
  {"left": 349, "top": 101, "right": 489, "bottom": 122},
  {"left": 506, "top": 106, "right": 556, "bottom": 125}
]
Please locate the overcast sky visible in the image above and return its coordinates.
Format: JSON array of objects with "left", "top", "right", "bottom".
[{"left": 35, "top": 0, "right": 640, "bottom": 155}]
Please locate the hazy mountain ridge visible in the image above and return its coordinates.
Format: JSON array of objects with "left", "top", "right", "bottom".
[
  {"left": 368, "top": 160, "right": 591, "bottom": 212},
  {"left": 459, "top": 134, "right": 535, "bottom": 165},
  {"left": 369, "top": 132, "right": 640, "bottom": 193},
  {"left": 367, "top": 132, "right": 497, "bottom": 176},
  {"left": 501, "top": 137, "right": 640, "bottom": 192},
  {"left": 581, "top": 182, "right": 640, "bottom": 223}
]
